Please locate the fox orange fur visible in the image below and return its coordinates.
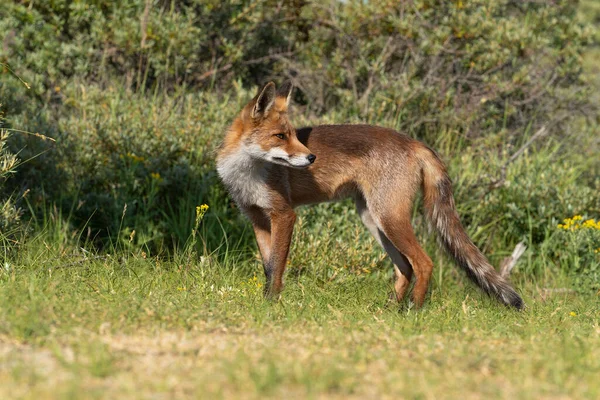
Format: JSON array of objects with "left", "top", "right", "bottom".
[{"left": 216, "top": 81, "right": 523, "bottom": 309}]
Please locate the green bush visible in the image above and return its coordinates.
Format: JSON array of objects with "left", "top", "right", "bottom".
[
  {"left": 2, "top": 1, "right": 595, "bottom": 142},
  {"left": 285, "top": 0, "right": 595, "bottom": 143},
  {"left": 0, "top": 0, "right": 598, "bottom": 274},
  {"left": 0, "top": 0, "right": 301, "bottom": 95},
  {"left": 0, "top": 112, "right": 22, "bottom": 245},
  {"left": 3, "top": 83, "right": 260, "bottom": 252},
  {"left": 1, "top": 84, "right": 597, "bottom": 263},
  {"left": 547, "top": 216, "right": 600, "bottom": 293},
  {"left": 445, "top": 140, "right": 599, "bottom": 249}
]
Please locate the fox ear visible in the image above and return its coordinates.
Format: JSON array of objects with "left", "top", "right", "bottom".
[
  {"left": 276, "top": 80, "right": 294, "bottom": 109},
  {"left": 252, "top": 82, "right": 276, "bottom": 119}
]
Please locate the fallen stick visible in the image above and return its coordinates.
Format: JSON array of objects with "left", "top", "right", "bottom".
[{"left": 500, "top": 241, "right": 527, "bottom": 278}]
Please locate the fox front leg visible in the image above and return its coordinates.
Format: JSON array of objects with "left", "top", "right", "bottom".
[
  {"left": 264, "top": 208, "right": 296, "bottom": 298},
  {"left": 244, "top": 206, "right": 273, "bottom": 288}
]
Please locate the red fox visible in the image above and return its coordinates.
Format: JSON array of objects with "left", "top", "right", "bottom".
[{"left": 217, "top": 81, "right": 523, "bottom": 309}]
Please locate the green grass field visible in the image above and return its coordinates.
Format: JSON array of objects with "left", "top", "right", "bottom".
[
  {"left": 1, "top": 66, "right": 599, "bottom": 400},
  {"left": 1, "top": 1, "right": 599, "bottom": 398},
  {"left": 1, "top": 234, "right": 599, "bottom": 399}
]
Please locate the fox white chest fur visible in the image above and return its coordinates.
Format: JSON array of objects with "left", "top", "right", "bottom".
[{"left": 216, "top": 146, "right": 272, "bottom": 209}]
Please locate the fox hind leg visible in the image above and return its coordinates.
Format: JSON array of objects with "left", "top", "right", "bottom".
[
  {"left": 377, "top": 214, "right": 434, "bottom": 309},
  {"left": 356, "top": 197, "right": 413, "bottom": 303}
]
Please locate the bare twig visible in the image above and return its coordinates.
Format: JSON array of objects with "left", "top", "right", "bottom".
[
  {"left": 197, "top": 63, "right": 233, "bottom": 82},
  {"left": 5, "top": 128, "right": 56, "bottom": 142},
  {"left": 500, "top": 241, "right": 526, "bottom": 278},
  {"left": 359, "top": 37, "right": 395, "bottom": 108},
  {"left": 197, "top": 51, "right": 296, "bottom": 82},
  {"left": 140, "top": 0, "right": 151, "bottom": 49},
  {"left": 49, "top": 254, "right": 109, "bottom": 270},
  {"left": 538, "top": 287, "right": 577, "bottom": 302},
  {"left": 488, "top": 125, "right": 548, "bottom": 190},
  {"left": 1, "top": 63, "right": 30, "bottom": 89},
  {"left": 541, "top": 288, "right": 576, "bottom": 293}
]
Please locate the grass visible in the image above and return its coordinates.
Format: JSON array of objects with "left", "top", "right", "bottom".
[
  {"left": 1, "top": 88, "right": 598, "bottom": 398},
  {"left": 0, "top": 68, "right": 597, "bottom": 400},
  {"left": 1, "top": 232, "right": 599, "bottom": 399},
  {"left": 0, "top": 2, "right": 598, "bottom": 397}
]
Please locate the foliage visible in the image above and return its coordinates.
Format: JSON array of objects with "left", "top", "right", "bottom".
[
  {"left": 2, "top": 81, "right": 595, "bottom": 266},
  {"left": 0, "top": 110, "right": 22, "bottom": 245},
  {"left": 2, "top": 83, "right": 258, "bottom": 252},
  {"left": 447, "top": 140, "right": 599, "bottom": 248},
  {"left": 2, "top": 1, "right": 596, "bottom": 140},
  {"left": 286, "top": 0, "right": 595, "bottom": 143},
  {"left": 549, "top": 215, "right": 600, "bottom": 293},
  {"left": 0, "top": 0, "right": 598, "bottom": 293},
  {"left": 0, "top": 0, "right": 302, "bottom": 95}
]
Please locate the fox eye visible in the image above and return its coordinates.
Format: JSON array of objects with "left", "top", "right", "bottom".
[{"left": 274, "top": 133, "right": 285, "bottom": 139}]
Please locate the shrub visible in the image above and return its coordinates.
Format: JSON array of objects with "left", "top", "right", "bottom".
[
  {"left": 0, "top": 0, "right": 598, "bottom": 263},
  {"left": 284, "top": 0, "right": 595, "bottom": 144},
  {"left": 2, "top": 1, "right": 595, "bottom": 144},
  {"left": 0, "top": 0, "right": 301, "bottom": 95},
  {"left": 448, "top": 141, "right": 599, "bottom": 249},
  {"left": 0, "top": 111, "right": 22, "bottom": 244},
  {"left": 548, "top": 216, "right": 600, "bottom": 293},
  {"left": 2, "top": 83, "right": 259, "bottom": 252}
]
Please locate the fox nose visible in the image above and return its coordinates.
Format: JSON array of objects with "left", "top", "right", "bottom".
[{"left": 307, "top": 154, "right": 316, "bottom": 164}]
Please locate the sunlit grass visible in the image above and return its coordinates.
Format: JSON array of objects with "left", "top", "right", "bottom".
[{"left": 0, "top": 231, "right": 598, "bottom": 399}]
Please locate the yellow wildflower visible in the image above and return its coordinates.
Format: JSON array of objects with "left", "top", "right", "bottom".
[
  {"left": 196, "top": 204, "right": 209, "bottom": 216},
  {"left": 191, "top": 204, "right": 209, "bottom": 240},
  {"left": 127, "top": 152, "right": 145, "bottom": 163},
  {"left": 558, "top": 216, "right": 600, "bottom": 231}
]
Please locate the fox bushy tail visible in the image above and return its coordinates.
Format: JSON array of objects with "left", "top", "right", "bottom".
[{"left": 418, "top": 147, "right": 524, "bottom": 309}]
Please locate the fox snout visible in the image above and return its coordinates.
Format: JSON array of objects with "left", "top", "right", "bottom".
[
  {"left": 267, "top": 148, "right": 315, "bottom": 168},
  {"left": 291, "top": 152, "right": 316, "bottom": 167}
]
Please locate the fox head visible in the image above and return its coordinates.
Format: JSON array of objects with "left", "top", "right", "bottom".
[{"left": 229, "top": 81, "right": 315, "bottom": 168}]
